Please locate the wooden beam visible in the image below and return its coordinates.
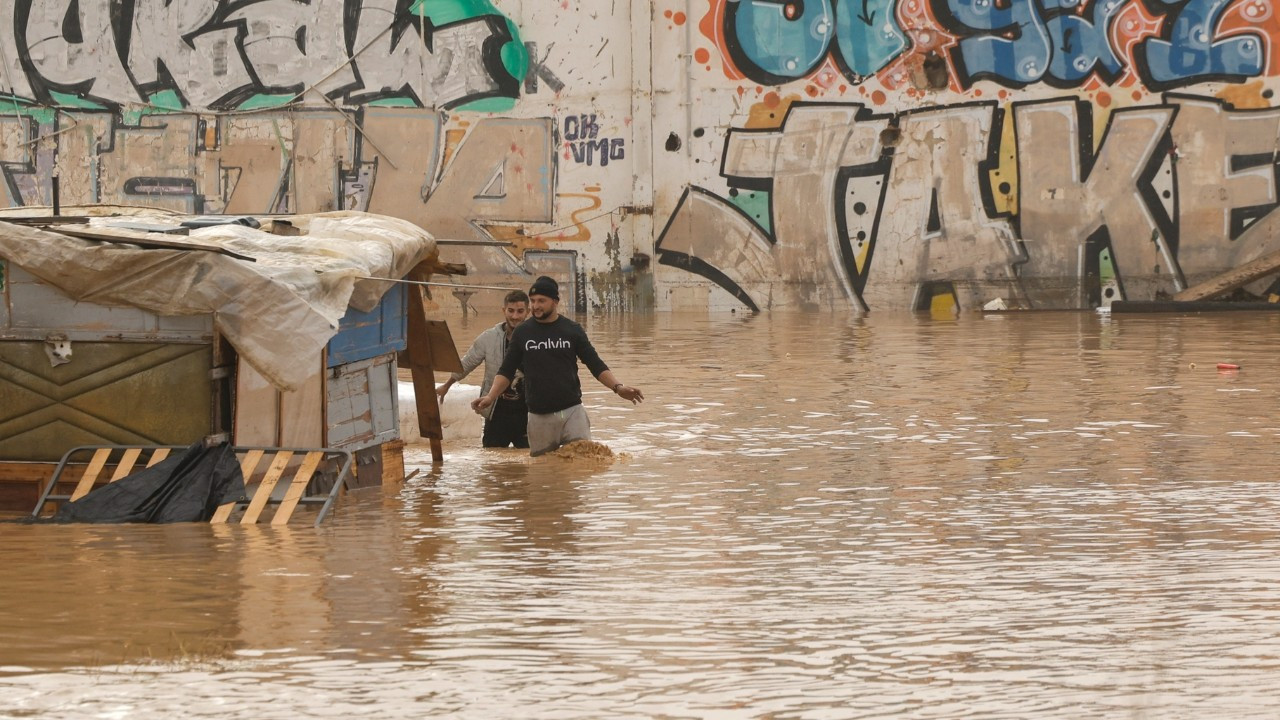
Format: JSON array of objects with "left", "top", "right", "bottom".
[
  {"left": 1111, "top": 300, "right": 1280, "bottom": 313},
  {"left": 109, "top": 448, "right": 142, "bottom": 482},
  {"left": 272, "top": 452, "right": 324, "bottom": 526},
  {"left": 405, "top": 267, "right": 446, "bottom": 463},
  {"left": 1174, "top": 248, "right": 1280, "bottom": 301},
  {"left": 213, "top": 450, "right": 264, "bottom": 523},
  {"left": 146, "top": 448, "right": 171, "bottom": 467},
  {"left": 45, "top": 226, "right": 259, "bottom": 262},
  {"left": 69, "top": 449, "right": 111, "bottom": 501},
  {"left": 240, "top": 451, "right": 293, "bottom": 524},
  {"left": 407, "top": 259, "right": 468, "bottom": 277},
  {"left": 435, "top": 239, "right": 513, "bottom": 247}
]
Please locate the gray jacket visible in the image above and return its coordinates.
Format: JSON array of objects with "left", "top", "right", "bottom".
[{"left": 451, "top": 321, "right": 515, "bottom": 419}]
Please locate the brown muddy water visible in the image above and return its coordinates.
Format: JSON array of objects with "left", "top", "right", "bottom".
[{"left": 4, "top": 310, "right": 1280, "bottom": 719}]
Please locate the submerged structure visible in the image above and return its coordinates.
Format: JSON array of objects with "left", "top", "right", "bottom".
[{"left": 0, "top": 209, "right": 456, "bottom": 513}]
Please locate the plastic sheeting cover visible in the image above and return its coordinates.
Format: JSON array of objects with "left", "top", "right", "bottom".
[{"left": 0, "top": 211, "right": 436, "bottom": 391}]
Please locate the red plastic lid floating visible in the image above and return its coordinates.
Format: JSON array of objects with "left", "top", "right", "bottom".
[{"left": 1217, "top": 363, "right": 1241, "bottom": 370}]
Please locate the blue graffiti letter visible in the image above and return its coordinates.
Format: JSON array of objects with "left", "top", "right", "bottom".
[
  {"left": 724, "top": 0, "right": 836, "bottom": 84},
  {"left": 1140, "top": 0, "right": 1264, "bottom": 86},
  {"left": 831, "top": 0, "right": 909, "bottom": 77},
  {"left": 1043, "top": 0, "right": 1126, "bottom": 84},
  {"left": 944, "top": 0, "right": 1053, "bottom": 86}
]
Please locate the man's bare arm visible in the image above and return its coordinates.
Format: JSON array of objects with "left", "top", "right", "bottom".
[
  {"left": 598, "top": 369, "right": 643, "bottom": 404},
  {"left": 471, "top": 374, "right": 513, "bottom": 413}
]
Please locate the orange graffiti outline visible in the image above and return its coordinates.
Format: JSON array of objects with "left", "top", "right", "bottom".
[{"left": 547, "top": 192, "right": 604, "bottom": 243}]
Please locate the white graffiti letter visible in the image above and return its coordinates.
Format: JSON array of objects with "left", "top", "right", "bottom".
[
  {"left": 1017, "top": 100, "right": 1176, "bottom": 303},
  {"left": 228, "top": 0, "right": 355, "bottom": 98},
  {"left": 865, "top": 105, "right": 1024, "bottom": 309},
  {"left": 1169, "top": 97, "right": 1280, "bottom": 281},
  {"left": 351, "top": 0, "right": 504, "bottom": 108},
  {"left": 23, "top": 0, "right": 136, "bottom": 103},
  {"left": 128, "top": 0, "right": 254, "bottom": 108}
]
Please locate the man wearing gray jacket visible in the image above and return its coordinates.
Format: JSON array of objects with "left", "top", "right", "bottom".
[{"left": 436, "top": 290, "right": 530, "bottom": 448}]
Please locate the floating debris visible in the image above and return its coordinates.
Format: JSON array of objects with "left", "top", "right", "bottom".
[{"left": 550, "top": 440, "right": 615, "bottom": 461}]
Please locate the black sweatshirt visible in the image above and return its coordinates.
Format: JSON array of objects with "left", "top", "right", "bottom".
[{"left": 496, "top": 316, "right": 609, "bottom": 414}]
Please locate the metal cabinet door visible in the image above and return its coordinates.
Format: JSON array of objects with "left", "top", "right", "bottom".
[{"left": 0, "top": 341, "right": 213, "bottom": 461}]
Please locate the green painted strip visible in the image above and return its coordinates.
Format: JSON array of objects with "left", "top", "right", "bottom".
[
  {"left": 237, "top": 93, "right": 298, "bottom": 111},
  {"left": 728, "top": 190, "right": 773, "bottom": 235},
  {"left": 48, "top": 91, "right": 105, "bottom": 110}
]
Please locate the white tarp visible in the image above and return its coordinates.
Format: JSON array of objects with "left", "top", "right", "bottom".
[{"left": 0, "top": 211, "right": 436, "bottom": 391}]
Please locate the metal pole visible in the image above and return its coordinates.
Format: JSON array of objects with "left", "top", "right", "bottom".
[{"left": 357, "top": 276, "right": 519, "bottom": 292}]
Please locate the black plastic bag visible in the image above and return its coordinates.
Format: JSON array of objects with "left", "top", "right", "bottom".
[{"left": 53, "top": 442, "right": 246, "bottom": 524}]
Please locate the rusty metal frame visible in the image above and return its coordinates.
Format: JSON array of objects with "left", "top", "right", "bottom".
[{"left": 32, "top": 445, "right": 355, "bottom": 527}]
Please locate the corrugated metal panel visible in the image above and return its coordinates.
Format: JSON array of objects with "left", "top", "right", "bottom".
[
  {"left": 1, "top": 264, "right": 213, "bottom": 342},
  {"left": 327, "top": 284, "right": 407, "bottom": 367},
  {"left": 0, "top": 340, "right": 214, "bottom": 461},
  {"left": 326, "top": 353, "right": 399, "bottom": 451}
]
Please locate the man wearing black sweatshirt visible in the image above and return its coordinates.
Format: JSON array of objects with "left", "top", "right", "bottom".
[{"left": 473, "top": 276, "right": 643, "bottom": 455}]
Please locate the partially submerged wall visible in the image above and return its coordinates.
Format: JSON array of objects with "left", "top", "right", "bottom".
[{"left": 1, "top": 1, "right": 1279, "bottom": 312}]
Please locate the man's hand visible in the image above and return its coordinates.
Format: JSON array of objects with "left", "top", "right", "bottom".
[
  {"left": 472, "top": 396, "right": 494, "bottom": 413},
  {"left": 436, "top": 383, "right": 450, "bottom": 400},
  {"left": 616, "top": 385, "right": 644, "bottom": 404}
]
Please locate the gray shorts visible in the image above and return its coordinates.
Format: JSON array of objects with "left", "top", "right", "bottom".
[{"left": 527, "top": 404, "right": 591, "bottom": 456}]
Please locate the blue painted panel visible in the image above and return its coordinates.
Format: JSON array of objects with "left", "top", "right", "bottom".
[{"left": 327, "top": 283, "right": 407, "bottom": 368}]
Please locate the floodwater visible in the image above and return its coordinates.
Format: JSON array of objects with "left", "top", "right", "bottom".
[{"left": 4, "top": 310, "right": 1280, "bottom": 719}]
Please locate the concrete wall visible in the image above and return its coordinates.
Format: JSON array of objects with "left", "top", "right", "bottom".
[{"left": 0, "top": 1, "right": 1279, "bottom": 313}]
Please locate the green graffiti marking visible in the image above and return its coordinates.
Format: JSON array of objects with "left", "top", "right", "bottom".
[
  {"left": 236, "top": 93, "right": 298, "bottom": 111},
  {"left": 414, "top": 0, "right": 528, "bottom": 112},
  {"left": 48, "top": 91, "right": 106, "bottom": 111},
  {"left": 368, "top": 97, "right": 422, "bottom": 108},
  {"left": 3, "top": 3, "right": 528, "bottom": 115},
  {"left": 0, "top": 96, "right": 55, "bottom": 126},
  {"left": 122, "top": 90, "right": 186, "bottom": 124},
  {"left": 1099, "top": 248, "right": 1117, "bottom": 288},
  {"left": 728, "top": 189, "right": 773, "bottom": 235}
]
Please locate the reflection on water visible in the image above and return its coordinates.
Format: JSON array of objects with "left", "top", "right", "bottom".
[{"left": 4, "top": 312, "right": 1280, "bottom": 718}]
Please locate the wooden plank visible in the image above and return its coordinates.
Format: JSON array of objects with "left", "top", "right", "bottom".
[
  {"left": 0, "top": 462, "right": 56, "bottom": 514},
  {"left": 239, "top": 451, "right": 292, "bottom": 524},
  {"left": 280, "top": 356, "right": 325, "bottom": 448},
  {"left": 405, "top": 274, "right": 445, "bottom": 463},
  {"left": 146, "top": 448, "right": 171, "bottom": 467},
  {"left": 271, "top": 452, "right": 324, "bottom": 526},
  {"left": 109, "top": 448, "right": 142, "bottom": 482},
  {"left": 69, "top": 449, "right": 112, "bottom": 501},
  {"left": 52, "top": 226, "right": 258, "bottom": 261},
  {"left": 0, "top": 216, "right": 93, "bottom": 225},
  {"left": 382, "top": 440, "right": 406, "bottom": 484},
  {"left": 1174, "top": 248, "right": 1280, "bottom": 301},
  {"left": 424, "top": 320, "right": 463, "bottom": 374},
  {"left": 234, "top": 359, "right": 281, "bottom": 446},
  {"left": 1111, "top": 300, "right": 1280, "bottom": 313},
  {"left": 212, "top": 450, "right": 264, "bottom": 523}
]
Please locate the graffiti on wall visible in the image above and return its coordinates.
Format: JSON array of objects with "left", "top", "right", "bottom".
[
  {"left": 562, "top": 114, "right": 625, "bottom": 166},
  {"left": 653, "top": 1, "right": 1280, "bottom": 310},
  {"left": 657, "top": 94, "right": 1280, "bottom": 310},
  {"left": 0, "top": 108, "right": 555, "bottom": 272},
  {"left": 699, "top": 0, "right": 1277, "bottom": 91},
  {"left": 1, "top": 0, "right": 528, "bottom": 111},
  {"left": 0, "top": 1, "right": 556, "bottom": 277}
]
